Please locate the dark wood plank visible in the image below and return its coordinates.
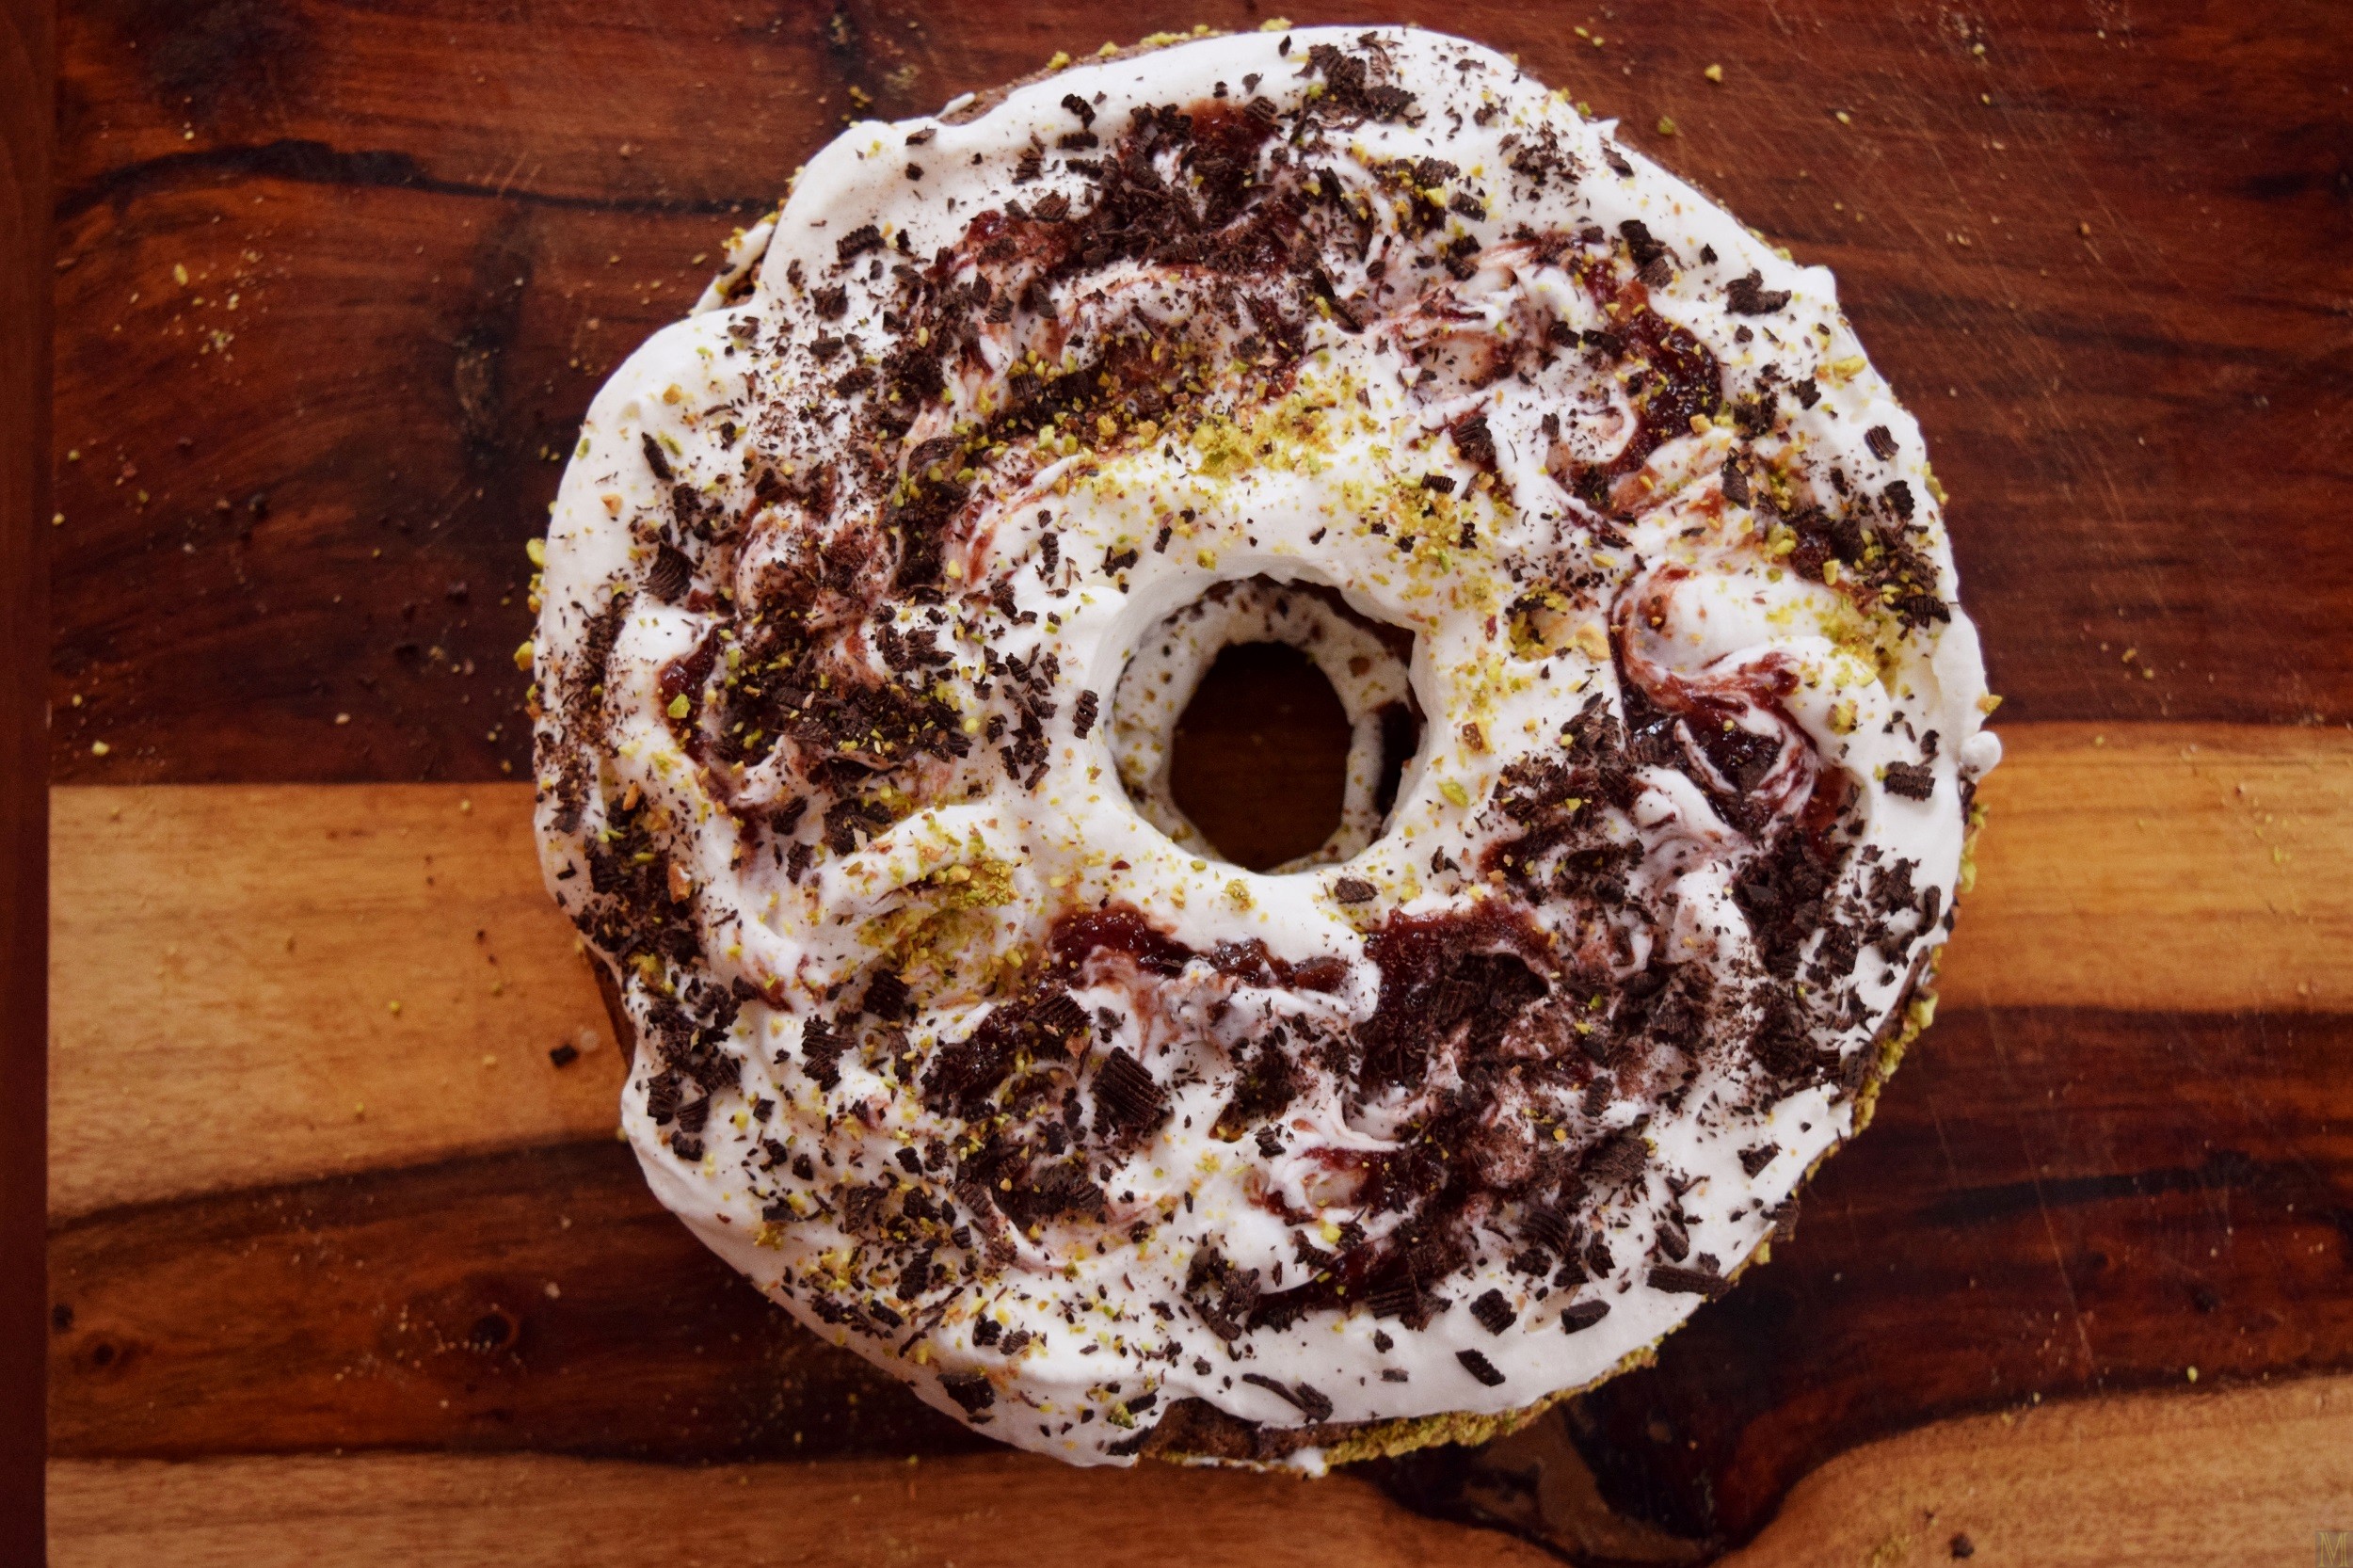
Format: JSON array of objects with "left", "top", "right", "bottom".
[
  {"left": 54, "top": 0, "right": 824, "bottom": 210},
  {"left": 3, "top": 0, "right": 53, "bottom": 1554},
  {"left": 46, "top": 175, "right": 719, "bottom": 783},
  {"left": 47, "top": 1140, "right": 984, "bottom": 1464},
  {"left": 48, "top": 0, "right": 2353, "bottom": 784},
  {"left": 49, "top": 1004, "right": 2353, "bottom": 1556},
  {"left": 1169, "top": 642, "right": 1359, "bottom": 871}
]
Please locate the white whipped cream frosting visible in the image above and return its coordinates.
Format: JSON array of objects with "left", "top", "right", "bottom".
[{"left": 531, "top": 25, "right": 1997, "bottom": 1468}]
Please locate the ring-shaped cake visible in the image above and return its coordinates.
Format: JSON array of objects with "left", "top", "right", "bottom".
[{"left": 530, "top": 24, "right": 1999, "bottom": 1468}]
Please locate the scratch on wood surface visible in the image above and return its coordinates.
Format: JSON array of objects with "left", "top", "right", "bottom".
[{"left": 1979, "top": 1007, "right": 2102, "bottom": 1380}]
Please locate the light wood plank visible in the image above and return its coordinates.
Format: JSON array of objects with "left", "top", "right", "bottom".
[
  {"left": 48, "top": 785, "right": 623, "bottom": 1220},
  {"left": 47, "top": 1448, "right": 1558, "bottom": 1568},
  {"left": 1938, "top": 723, "right": 2353, "bottom": 1015},
  {"left": 1725, "top": 1372, "right": 2353, "bottom": 1568},
  {"left": 48, "top": 723, "right": 2353, "bottom": 1216}
]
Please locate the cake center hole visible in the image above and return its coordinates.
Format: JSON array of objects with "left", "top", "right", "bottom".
[{"left": 1168, "top": 643, "right": 1353, "bottom": 872}]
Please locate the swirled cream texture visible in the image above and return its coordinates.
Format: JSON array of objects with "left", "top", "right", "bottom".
[{"left": 530, "top": 26, "right": 1997, "bottom": 1468}]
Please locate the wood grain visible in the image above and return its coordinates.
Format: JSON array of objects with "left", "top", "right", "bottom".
[
  {"left": 53, "top": 1000, "right": 2351, "bottom": 1526},
  {"left": 48, "top": 721, "right": 2353, "bottom": 1213},
  {"left": 45, "top": 1449, "right": 1562, "bottom": 1568},
  {"left": 4, "top": 0, "right": 53, "bottom": 1552},
  {"left": 1933, "top": 722, "right": 2353, "bottom": 1014},
  {"left": 47, "top": 1141, "right": 972, "bottom": 1464},
  {"left": 49, "top": 783, "right": 622, "bottom": 1219},
  {"left": 44, "top": 0, "right": 2353, "bottom": 1560},
  {"left": 45, "top": 722, "right": 2353, "bottom": 1543},
  {"left": 1726, "top": 1374, "right": 2353, "bottom": 1568},
  {"left": 46, "top": 0, "right": 2353, "bottom": 789},
  {"left": 44, "top": 1374, "right": 2353, "bottom": 1567},
  {"left": 1171, "top": 642, "right": 1359, "bottom": 872}
]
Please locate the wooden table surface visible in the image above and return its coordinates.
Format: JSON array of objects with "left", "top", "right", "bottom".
[{"left": 43, "top": 1, "right": 2353, "bottom": 1563}]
